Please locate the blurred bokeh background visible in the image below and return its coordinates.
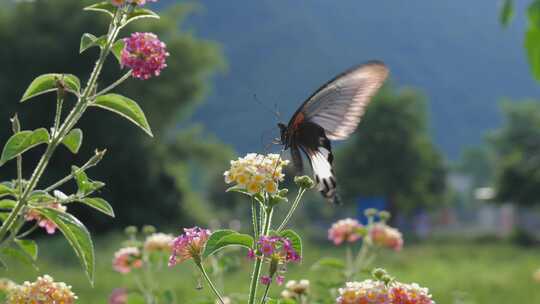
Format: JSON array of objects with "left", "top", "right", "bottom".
[{"left": 1, "top": 0, "right": 540, "bottom": 303}]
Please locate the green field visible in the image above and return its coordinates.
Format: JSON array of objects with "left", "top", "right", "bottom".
[{"left": 2, "top": 235, "right": 540, "bottom": 304}]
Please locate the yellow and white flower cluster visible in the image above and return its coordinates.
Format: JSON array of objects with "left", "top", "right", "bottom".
[
  {"left": 7, "top": 275, "right": 77, "bottom": 304},
  {"left": 144, "top": 232, "right": 174, "bottom": 252},
  {"left": 224, "top": 153, "right": 289, "bottom": 194},
  {"left": 281, "top": 279, "right": 310, "bottom": 300},
  {"left": 336, "top": 279, "right": 434, "bottom": 304}
]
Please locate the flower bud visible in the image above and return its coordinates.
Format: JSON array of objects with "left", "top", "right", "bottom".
[
  {"left": 364, "top": 208, "right": 378, "bottom": 217},
  {"left": 124, "top": 226, "right": 138, "bottom": 236},
  {"left": 372, "top": 268, "right": 387, "bottom": 280},
  {"left": 10, "top": 114, "right": 20, "bottom": 134},
  {"left": 269, "top": 194, "right": 288, "bottom": 206},
  {"left": 88, "top": 149, "right": 107, "bottom": 167},
  {"left": 294, "top": 175, "right": 315, "bottom": 189},
  {"left": 142, "top": 225, "right": 156, "bottom": 235},
  {"left": 278, "top": 188, "right": 289, "bottom": 197},
  {"left": 379, "top": 210, "right": 391, "bottom": 222}
]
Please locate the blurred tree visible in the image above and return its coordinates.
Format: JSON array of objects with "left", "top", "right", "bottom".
[
  {"left": 455, "top": 146, "right": 495, "bottom": 188},
  {"left": 0, "top": 0, "right": 225, "bottom": 231},
  {"left": 336, "top": 86, "right": 447, "bottom": 217},
  {"left": 489, "top": 101, "right": 540, "bottom": 206}
]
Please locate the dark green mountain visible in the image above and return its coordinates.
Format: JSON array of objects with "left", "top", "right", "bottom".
[{"left": 163, "top": 0, "right": 540, "bottom": 159}]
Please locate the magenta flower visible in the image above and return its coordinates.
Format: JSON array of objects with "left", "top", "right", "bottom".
[
  {"left": 108, "top": 288, "right": 128, "bottom": 304},
  {"left": 276, "top": 275, "right": 285, "bottom": 286},
  {"left": 247, "top": 248, "right": 256, "bottom": 260},
  {"left": 328, "top": 218, "right": 363, "bottom": 245},
  {"left": 169, "top": 227, "right": 211, "bottom": 266},
  {"left": 121, "top": 32, "right": 169, "bottom": 80},
  {"left": 260, "top": 276, "right": 272, "bottom": 285}
]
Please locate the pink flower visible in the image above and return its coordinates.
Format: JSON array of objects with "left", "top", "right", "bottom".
[
  {"left": 121, "top": 32, "right": 169, "bottom": 80},
  {"left": 260, "top": 276, "right": 272, "bottom": 285},
  {"left": 108, "top": 288, "right": 128, "bottom": 304},
  {"left": 24, "top": 203, "right": 67, "bottom": 234},
  {"left": 247, "top": 248, "right": 256, "bottom": 260},
  {"left": 369, "top": 223, "right": 404, "bottom": 252},
  {"left": 257, "top": 236, "right": 300, "bottom": 263},
  {"left": 328, "top": 218, "right": 363, "bottom": 245},
  {"left": 276, "top": 275, "right": 285, "bottom": 286},
  {"left": 336, "top": 280, "right": 434, "bottom": 304},
  {"left": 113, "top": 247, "right": 143, "bottom": 274},
  {"left": 169, "top": 227, "right": 211, "bottom": 266}
]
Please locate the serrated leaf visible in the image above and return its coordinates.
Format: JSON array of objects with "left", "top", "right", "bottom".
[
  {"left": 311, "top": 257, "right": 345, "bottom": 270},
  {"left": 203, "top": 229, "right": 236, "bottom": 258},
  {"left": 21, "top": 74, "right": 80, "bottom": 102},
  {"left": 500, "top": 0, "right": 514, "bottom": 27},
  {"left": 0, "top": 129, "right": 50, "bottom": 166},
  {"left": 125, "top": 8, "right": 160, "bottom": 25},
  {"left": 62, "top": 129, "right": 83, "bottom": 154},
  {"left": 0, "top": 184, "right": 14, "bottom": 198},
  {"left": 84, "top": 2, "right": 116, "bottom": 17},
  {"left": 0, "top": 200, "right": 16, "bottom": 209},
  {"left": 79, "top": 197, "right": 114, "bottom": 217},
  {"left": 92, "top": 94, "right": 153, "bottom": 137},
  {"left": 14, "top": 239, "right": 38, "bottom": 260},
  {"left": 279, "top": 229, "right": 302, "bottom": 258},
  {"left": 203, "top": 230, "right": 253, "bottom": 257},
  {"left": 36, "top": 208, "right": 95, "bottom": 284},
  {"left": 0, "top": 247, "right": 38, "bottom": 270}
]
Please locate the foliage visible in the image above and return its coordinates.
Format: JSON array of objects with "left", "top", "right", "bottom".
[
  {"left": 0, "top": 0, "right": 225, "bottom": 230},
  {"left": 336, "top": 86, "right": 447, "bottom": 214},
  {"left": 455, "top": 146, "right": 495, "bottom": 188},
  {"left": 489, "top": 101, "right": 540, "bottom": 206}
]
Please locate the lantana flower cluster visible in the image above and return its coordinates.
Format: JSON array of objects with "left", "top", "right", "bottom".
[
  {"left": 7, "top": 275, "right": 77, "bottom": 304},
  {"left": 281, "top": 279, "right": 310, "bottom": 300},
  {"left": 328, "top": 218, "right": 364, "bottom": 245},
  {"left": 113, "top": 246, "right": 143, "bottom": 273},
  {"left": 248, "top": 235, "right": 301, "bottom": 286},
  {"left": 224, "top": 153, "right": 289, "bottom": 194},
  {"left": 24, "top": 203, "right": 67, "bottom": 234},
  {"left": 144, "top": 232, "right": 174, "bottom": 253},
  {"left": 169, "top": 226, "right": 211, "bottom": 266},
  {"left": 336, "top": 280, "right": 434, "bottom": 304},
  {"left": 370, "top": 223, "right": 403, "bottom": 252},
  {"left": 121, "top": 32, "right": 169, "bottom": 80}
]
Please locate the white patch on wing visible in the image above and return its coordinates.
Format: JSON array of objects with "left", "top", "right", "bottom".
[{"left": 306, "top": 148, "right": 337, "bottom": 200}]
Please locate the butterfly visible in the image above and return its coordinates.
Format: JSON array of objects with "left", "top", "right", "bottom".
[{"left": 278, "top": 61, "right": 389, "bottom": 204}]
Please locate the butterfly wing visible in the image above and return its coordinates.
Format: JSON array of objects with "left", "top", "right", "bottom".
[{"left": 297, "top": 61, "right": 388, "bottom": 141}]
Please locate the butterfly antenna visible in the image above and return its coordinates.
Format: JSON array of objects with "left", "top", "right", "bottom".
[{"left": 253, "top": 94, "right": 281, "bottom": 121}]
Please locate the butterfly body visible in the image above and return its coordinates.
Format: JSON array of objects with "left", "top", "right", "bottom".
[{"left": 278, "top": 61, "right": 389, "bottom": 204}]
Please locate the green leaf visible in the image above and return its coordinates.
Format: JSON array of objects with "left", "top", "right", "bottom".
[
  {"left": 279, "top": 229, "right": 302, "bottom": 258},
  {"left": 500, "top": 0, "right": 514, "bottom": 27},
  {"left": 14, "top": 239, "right": 38, "bottom": 260},
  {"left": 92, "top": 94, "right": 153, "bottom": 137},
  {"left": 203, "top": 229, "right": 236, "bottom": 257},
  {"left": 80, "top": 33, "right": 103, "bottom": 53},
  {"left": 28, "top": 190, "right": 55, "bottom": 203},
  {"left": 112, "top": 39, "right": 125, "bottom": 63},
  {"left": 0, "top": 129, "right": 50, "bottom": 166},
  {"left": 125, "top": 8, "right": 160, "bottom": 25},
  {"left": 62, "top": 129, "right": 83, "bottom": 154},
  {"left": 311, "top": 257, "right": 345, "bottom": 270},
  {"left": 203, "top": 230, "right": 253, "bottom": 257},
  {"left": 0, "top": 213, "right": 9, "bottom": 222},
  {"left": 79, "top": 197, "right": 114, "bottom": 217},
  {"left": 0, "top": 200, "right": 16, "bottom": 209},
  {"left": 0, "top": 184, "right": 14, "bottom": 198},
  {"left": 0, "top": 247, "right": 38, "bottom": 270},
  {"left": 84, "top": 2, "right": 116, "bottom": 17},
  {"left": 525, "top": 25, "right": 540, "bottom": 82},
  {"left": 36, "top": 208, "right": 95, "bottom": 284},
  {"left": 21, "top": 74, "right": 80, "bottom": 102}
]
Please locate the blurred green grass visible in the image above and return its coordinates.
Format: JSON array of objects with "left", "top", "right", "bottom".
[{"left": 2, "top": 234, "right": 540, "bottom": 304}]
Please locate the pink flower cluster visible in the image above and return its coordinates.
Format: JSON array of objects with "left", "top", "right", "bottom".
[
  {"left": 112, "top": 247, "right": 143, "bottom": 274},
  {"left": 250, "top": 235, "right": 301, "bottom": 286},
  {"left": 112, "top": 0, "right": 157, "bottom": 7},
  {"left": 121, "top": 32, "right": 169, "bottom": 80},
  {"left": 328, "top": 218, "right": 363, "bottom": 245},
  {"left": 336, "top": 280, "right": 434, "bottom": 304},
  {"left": 24, "top": 203, "right": 66, "bottom": 234},
  {"left": 370, "top": 223, "right": 403, "bottom": 252},
  {"left": 169, "top": 227, "right": 210, "bottom": 266}
]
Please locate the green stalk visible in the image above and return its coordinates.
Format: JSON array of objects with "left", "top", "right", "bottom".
[
  {"left": 198, "top": 263, "right": 226, "bottom": 304},
  {"left": 0, "top": 8, "right": 124, "bottom": 244},
  {"left": 276, "top": 188, "right": 306, "bottom": 232},
  {"left": 248, "top": 206, "right": 273, "bottom": 304},
  {"left": 251, "top": 198, "right": 259, "bottom": 239}
]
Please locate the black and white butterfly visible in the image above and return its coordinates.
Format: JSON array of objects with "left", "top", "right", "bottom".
[{"left": 278, "top": 61, "right": 389, "bottom": 204}]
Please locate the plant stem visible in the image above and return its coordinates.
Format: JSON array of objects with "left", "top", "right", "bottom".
[
  {"left": 259, "top": 281, "right": 272, "bottom": 304},
  {"left": 198, "top": 263, "right": 226, "bottom": 304},
  {"left": 44, "top": 154, "right": 102, "bottom": 192},
  {"left": 276, "top": 188, "right": 306, "bottom": 232},
  {"left": 248, "top": 206, "right": 273, "bottom": 304},
  {"left": 0, "top": 8, "right": 123, "bottom": 244},
  {"left": 54, "top": 89, "right": 64, "bottom": 136},
  {"left": 251, "top": 198, "right": 259, "bottom": 240},
  {"left": 94, "top": 70, "right": 132, "bottom": 97}
]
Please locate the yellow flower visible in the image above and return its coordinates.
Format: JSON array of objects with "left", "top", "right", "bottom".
[
  {"left": 247, "top": 181, "right": 262, "bottom": 194},
  {"left": 265, "top": 181, "right": 278, "bottom": 193},
  {"left": 236, "top": 173, "right": 250, "bottom": 186}
]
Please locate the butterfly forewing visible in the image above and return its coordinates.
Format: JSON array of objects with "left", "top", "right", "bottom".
[{"left": 298, "top": 61, "right": 389, "bottom": 141}]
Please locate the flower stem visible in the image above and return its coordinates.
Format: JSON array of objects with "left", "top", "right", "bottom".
[
  {"left": 94, "top": 70, "right": 132, "bottom": 97},
  {"left": 248, "top": 206, "right": 273, "bottom": 304},
  {"left": 259, "top": 280, "right": 272, "bottom": 304},
  {"left": 251, "top": 198, "right": 259, "bottom": 240},
  {"left": 276, "top": 188, "right": 306, "bottom": 232},
  {"left": 197, "top": 263, "right": 226, "bottom": 304}
]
